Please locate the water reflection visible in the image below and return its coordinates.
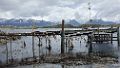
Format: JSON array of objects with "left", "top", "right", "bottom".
[
  {"left": 0, "top": 28, "right": 120, "bottom": 68},
  {"left": 0, "top": 34, "right": 119, "bottom": 63}
]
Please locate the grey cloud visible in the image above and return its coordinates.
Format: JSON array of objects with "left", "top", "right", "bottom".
[
  {"left": 0, "top": 0, "right": 20, "bottom": 11},
  {"left": 0, "top": 0, "right": 120, "bottom": 21},
  {"left": 92, "top": 0, "right": 120, "bottom": 18}
]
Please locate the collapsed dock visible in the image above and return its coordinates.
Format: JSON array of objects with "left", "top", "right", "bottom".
[{"left": 0, "top": 20, "right": 120, "bottom": 67}]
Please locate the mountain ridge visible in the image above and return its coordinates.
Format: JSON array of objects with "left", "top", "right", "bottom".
[{"left": 0, "top": 18, "right": 116, "bottom": 27}]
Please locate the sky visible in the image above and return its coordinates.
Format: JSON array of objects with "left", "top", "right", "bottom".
[{"left": 0, "top": 0, "right": 120, "bottom": 22}]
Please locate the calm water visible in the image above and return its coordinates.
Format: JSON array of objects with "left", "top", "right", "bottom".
[{"left": 0, "top": 28, "right": 120, "bottom": 68}]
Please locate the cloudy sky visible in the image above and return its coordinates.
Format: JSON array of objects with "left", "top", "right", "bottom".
[{"left": 0, "top": 0, "right": 120, "bottom": 22}]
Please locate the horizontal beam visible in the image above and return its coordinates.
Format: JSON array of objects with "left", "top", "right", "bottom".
[{"left": 0, "top": 28, "right": 117, "bottom": 36}]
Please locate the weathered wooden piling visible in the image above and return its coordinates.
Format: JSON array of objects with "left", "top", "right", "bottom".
[
  {"left": 88, "top": 34, "right": 92, "bottom": 54},
  {"left": 38, "top": 37, "right": 41, "bottom": 62},
  {"left": 10, "top": 37, "right": 13, "bottom": 62},
  {"left": 98, "top": 26, "right": 100, "bottom": 33},
  {"left": 111, "top": 26, "right": 113, "bottom": 43},
  {"left": 117, "top": 27, "right": 120, "bottom": 46},
  {"left": 45, "top": 36, "right": 48, "bottom": 48},
  {"left": 61, "top": 19, "right": 65, "bottom": 54},
  {"left": 32, "top": 35, "right": 35, "bottom": 59},
  {"left": 65, "top": 38, "right": 68, "bottom": 53},
  {"left": 48, "top": 38, "right": 51, "bottom": 50},
  {"left": 32, "top": 20, "right": 36, "bottom": 59},
  {"left": 6, "top": 39, "right": 8, "bottom": 64},
  {"left": 111, "top": 33, "right": 113, "bottom": 44},
  {"left": 45, "top": 36, "right": 48, "bottom": 55},
  {"left": 48, "top": 37, "right": 51, "bottom": 55}
]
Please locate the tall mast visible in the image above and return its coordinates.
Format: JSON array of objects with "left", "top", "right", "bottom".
[{"left": 88, "top": 0, "right": 92, "bottom": 22}]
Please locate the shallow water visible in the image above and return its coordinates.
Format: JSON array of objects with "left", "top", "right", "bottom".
[
  {"left": 0, "top": 28, "right": 120, "bottom": 68},
  {"left": 6, "top": 63, "right": 120, "bottom": 68}
]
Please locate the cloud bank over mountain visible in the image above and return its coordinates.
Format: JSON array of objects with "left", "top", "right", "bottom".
[{"left": 0, "top": 0, "right": 120, "bottom": 22}]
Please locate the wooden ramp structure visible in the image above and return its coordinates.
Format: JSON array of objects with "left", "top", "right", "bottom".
[{"left": 93, "top": 33, "right": 111, "bottom": 43}]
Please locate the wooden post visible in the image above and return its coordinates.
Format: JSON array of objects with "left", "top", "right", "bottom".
[
  {"left": 10, "top": 37, "right": 13, "bottom": 62},
  {"left": 98, "top": 25, "right": 100, "bottom": 43},
  {"left": 45, "top": 36, "right": 48, "bottom": 55},
  {"left": 48, "top": 37, "right": 51, "bottom": 56},
  {"left": 117, "top": 27, "right": 120, "bottom": 46},
  {"left": 38, "top": 37, "right": 41, "bottom": 62},
  {"left": 88, "top": 34, "right": 92, "bottom": 54},
  {"left": 98, "top": 25, "right": 100, "bottom": 34},
  {"left": 89, "top": 36, "right": 92, "bottom": 53},
  {"left": 6, "top": 39, "right": 8, "bottom": 64},
  {"left": 111, "top": 26, "right": 113, "bottom": 43},
  {"left": 87, "top": 35, "right": 90, "bottom": 43},
  {"left": 66, "top": 38, "right": 68, "bottom": 53},
  {"left": 61, "top": 19, "right": 65, "bottom": 54},
  {"left": 111, "top": 33, "right": 113, "bottom": 43},
  {"left": 32, "top": 34, "right": 35, "bottom": 59},
  {"left": 32, "top": 18, "right": 35, "bottom": 59}
]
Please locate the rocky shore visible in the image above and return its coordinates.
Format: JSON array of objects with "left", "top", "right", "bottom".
[{"left": 0, "top": 53, "right": 118, "bottom": 68}]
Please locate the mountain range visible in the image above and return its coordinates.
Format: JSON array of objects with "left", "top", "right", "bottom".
[
  {"left": 0, "top": 18, "right": 116, "bottom": 27},
  {"left": 86, "top": 19, "right": 116, "bottom": 25},
  {"left": 65, "top": 20, "right": 80, "bottom": 26},
  {"left": 0, "top": 18, "right": 54, "bottom": 27}
]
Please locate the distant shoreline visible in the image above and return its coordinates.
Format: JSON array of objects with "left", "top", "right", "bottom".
[{"left": 0, "top": 24, "right": 120, "bottom": 29}]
